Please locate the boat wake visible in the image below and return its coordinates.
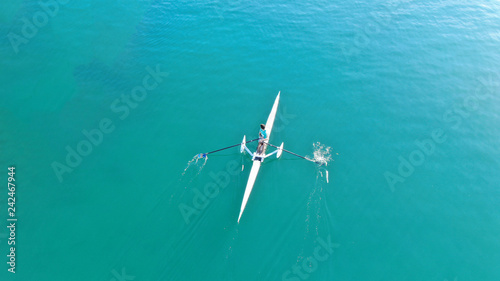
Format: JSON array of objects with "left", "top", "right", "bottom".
[
  {"left": 298, "top": 164, "right": 329, "bottom": 262},
  {"left": 181, "top": 154, "right": 208, "bottom": 177},
  {"left": 170, "top": 155, "right": 208, "bottom": 204},
  {"left": 318, "top": 167, "right": 330, "bottom": 183}
]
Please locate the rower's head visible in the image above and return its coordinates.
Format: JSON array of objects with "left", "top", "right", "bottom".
[{"left": 260, "top": 124, "right": 266, "bottom": 130}]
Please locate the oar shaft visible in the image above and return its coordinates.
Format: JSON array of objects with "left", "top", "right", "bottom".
[
  {"left": 282, "top": 148, "right": 309, "bottom": 160},
  {"left": 205, "top": 138, "right": 259, "bottom": 155},
  {"left": 266, "top": 143, "right": 313, "bottom": 162},
  {"left": 206, "top": 144, "right": 240, "bottom": 155}
]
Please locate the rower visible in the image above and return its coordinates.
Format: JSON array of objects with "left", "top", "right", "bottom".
[{"left": 257, "top": 124, "right": 267, "bottom": 154}]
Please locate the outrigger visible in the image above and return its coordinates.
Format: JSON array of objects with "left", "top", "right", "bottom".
[{"left": 197, "top": 92, "right": 319, "bottom": 223}]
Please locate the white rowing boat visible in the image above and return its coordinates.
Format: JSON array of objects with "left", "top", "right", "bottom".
[
  {"left": 238, "top": 92, "right": 284, "bottom": 223},
  {"left": 197, "top": 91, "right": 318, "bottom": 223}
]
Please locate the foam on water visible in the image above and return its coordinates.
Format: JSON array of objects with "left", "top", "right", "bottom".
[
  {"left": 310, "top": 142, "right": 334, "bottom": 165},
  {"left": 309, "top": 142, "right": 337, "bottom": 183},
  {"left": 181, "top": 154, "right": 208, "bottom": 177}
]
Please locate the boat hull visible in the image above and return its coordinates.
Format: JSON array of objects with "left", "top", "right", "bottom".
[{"left": 237, "top": 92, "right": 280, "bottom": 223}]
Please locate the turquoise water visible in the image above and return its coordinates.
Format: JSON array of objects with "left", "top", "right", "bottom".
[{"left": 1, "top": 0, "right": 500, "bottom": 280}]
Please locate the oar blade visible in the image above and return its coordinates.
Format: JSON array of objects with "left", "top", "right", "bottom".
[
  {"left": 240, "top": 135, "right": 246, "bottom": 153},
  {"left": 277, "top": 142, "right": 284, "bottom": 158}
]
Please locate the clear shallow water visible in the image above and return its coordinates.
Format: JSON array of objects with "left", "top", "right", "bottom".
[{"left": 0, "top": 0, "right": 499, "bottom": 280}]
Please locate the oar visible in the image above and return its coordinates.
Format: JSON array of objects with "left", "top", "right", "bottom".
[
  {"left": 266, "top": 142, "right": 320, "bottom": 164},
  {"left": 198, "top": 138, "right": 260, "bottom": 158}
]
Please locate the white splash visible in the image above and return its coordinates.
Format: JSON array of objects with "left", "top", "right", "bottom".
[
  {"left": 310, "top": 142, "right": 333, "bottom": 166},
  {"left": 309, "top": 142, "right": 335, "bottom": 184},
  {"left": 182, "top": 154, "right": 208, "bottom": 177}
]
